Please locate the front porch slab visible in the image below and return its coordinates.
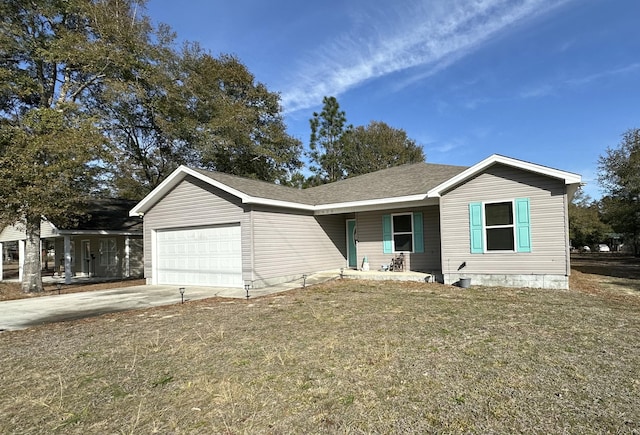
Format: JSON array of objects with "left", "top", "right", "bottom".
[{"left": 339, "top": 269, "right": 434, "bottom": 283}]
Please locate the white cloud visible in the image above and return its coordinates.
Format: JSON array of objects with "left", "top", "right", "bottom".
[
  {"left": 280, "top": 0, "right": 570, "bottom": 113},
  {"left": 518, "top": 84, "right": 555, "bottom": 99},
  {"left": 565, "top": 62, "right": 640, "bottom": 86},
  {"left": 518, "top": 62, "right": 640, "bottom": 100},
  {"left": 429, "top": 139, "right": 464, "bottom": 154}
]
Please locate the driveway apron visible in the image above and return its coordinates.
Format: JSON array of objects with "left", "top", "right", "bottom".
[{"left": 0, "top": 285, "right": 228, "bottom": 332}]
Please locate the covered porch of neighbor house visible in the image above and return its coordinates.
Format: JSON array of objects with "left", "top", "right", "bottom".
[
  {"left": 1, "top": 199, "right": 144, "bottom": 284},
  {"left": 0, "top": 232, "right": 143, "bottom": 284}
]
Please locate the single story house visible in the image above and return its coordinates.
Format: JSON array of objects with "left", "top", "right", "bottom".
[
  {"left": 0, "top": 199, "right": 143, "bottom": 283},
  {"left": 130, "top": 154, "right": 581, "bottom": 290}
]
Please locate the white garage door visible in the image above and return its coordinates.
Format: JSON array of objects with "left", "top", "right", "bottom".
[{"left": 156, "top": 225, "right": 242, "bottom": 287}]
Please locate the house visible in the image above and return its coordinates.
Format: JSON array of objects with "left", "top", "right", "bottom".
[
  {"left": 0, "top": 199, "right": 143, "bottom": 283},
  {"left": 129, "top": 154, "right": 581, "bottom": 290}
]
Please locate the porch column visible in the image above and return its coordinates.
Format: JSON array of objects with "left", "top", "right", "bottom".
[
  {"left": 18, "top": 239, "right": 25, "bottom": 282},
  {"left": 40, "top": 238, "right": 45, "bottom": 270},
  {"left": 124, "top": 236, "right": 130, "bottom": 278},
  {"left": 0, "top": 242, "right": 3, "bottom": 281},
  {"left": 64, "top": 235, "right": 72, "bottom": 284}
]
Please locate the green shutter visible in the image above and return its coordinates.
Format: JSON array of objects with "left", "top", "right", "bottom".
[
  {"left": 382, "top": 215, "right": 392, "bottom": 254},
  {"left": 469, "top": 202, "right": 484, "bottom": 254},
  {"left": 413, "top": 212, "right": 424, "bottom": 253},
  {"left": 515, "top": 198, "right": 532, "bottom": 253}
]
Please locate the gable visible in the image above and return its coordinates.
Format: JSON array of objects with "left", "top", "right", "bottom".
[
  {"left": 429, "top": 154, "right": 580, "bottom": 198},
  {"left": 0, "top": 220, "right": 57, "bottom": 242},
  {"left": 144, "top": 175, "right": 244, "bottom": 228},
  {"left": 440, "top": 163, "right": 567, "bottom": 199}
]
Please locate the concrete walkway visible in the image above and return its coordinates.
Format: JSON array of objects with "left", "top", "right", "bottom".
[{"left": 0, "top": 272, "right": 340, "bottom": 332}]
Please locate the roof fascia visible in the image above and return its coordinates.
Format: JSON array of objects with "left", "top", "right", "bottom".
[
  {"left": 248, "top": 197, "right": 316, "bottom": 211},
  {"left": 56, "top": 230, "right": 142, "bottom": 236},
  {"left": 314, "top": 194, "right": 437, "bottom": 215},
  {"left": 427, "top": 154, "right": 582, "bottom": 197}
]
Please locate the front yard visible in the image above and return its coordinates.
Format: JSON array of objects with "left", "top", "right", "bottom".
[{"left": 1, "top": 260, "right": 639, "bottom": 433}]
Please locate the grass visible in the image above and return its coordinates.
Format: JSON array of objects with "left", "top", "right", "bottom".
[{"left": 1, "top": 261, "right": 639, "bottom": 433}]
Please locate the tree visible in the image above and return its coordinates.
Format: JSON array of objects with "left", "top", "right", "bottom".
[
  {"left": 307, "top": 97, "right": 426, "bottom": 185},
  {"left": 308, "top": 96, "right": 350, "bottom": 184},
  {"left": 0, "top": 0, "right": 155, "bottom": 292},
  {"left": 341, "top": 121, "right": 425, "bottom": 177},
  {"left": 181, "top": 50, "right": 302, "bottom": 184},
  {"left": 598, "top": 128, "right": 640, "bottom": 255},
  {"left": 101, "top": 44, "right": 303, "bottom": 199},
  {"left": 568, "top": 189, "right": 610, "bottom": 249},
  {"left": 95, "top": 24, "right": 189, "bottom": 199}
]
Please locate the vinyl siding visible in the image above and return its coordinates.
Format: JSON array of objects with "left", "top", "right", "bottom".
[
  {"left": 251, "top": 206, "right": 345, "bottom": 285},
  {"left": 0, "top": 220, "right": 57, "bottom": 242},
  {"left": 353, "top": 206, "right": 441, "bottom": 273},
  {"left": 440, "top": 164, "right": 568, "bottom": 276},
  {"left": 143, "top": 175, "right": 246, "bottom": 281}
]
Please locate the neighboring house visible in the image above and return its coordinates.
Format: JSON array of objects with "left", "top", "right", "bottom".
[
  {"left": 0, "top": 199, "right": 143, "bottom": 283},
  {"left": 130, "top": 154, "right": 581, "bottom": 290}
]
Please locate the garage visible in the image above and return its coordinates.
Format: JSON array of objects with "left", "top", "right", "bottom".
[{"left": 155, "top": 225, "right": 242, "bottom": 287}]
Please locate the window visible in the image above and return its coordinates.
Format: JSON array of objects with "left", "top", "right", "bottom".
[
  {"left": 383, "top": 212, "right": 424, "bottom": 254},
  {"left": 469, "top": 198, "right": 531, "bottom": 253},
  {"left": 99, "top": 239, "right": 117, "bottom": 266},
  {"left": 485, "top": 202, "right": 515, "bottom": 251},
  {"left": 393, "top": 214, "right": 413, "bottom": 252}
]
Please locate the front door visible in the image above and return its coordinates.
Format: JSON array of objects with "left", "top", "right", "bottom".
[{"left": 346, "top": 219, "right": 357, "bottom": 269}]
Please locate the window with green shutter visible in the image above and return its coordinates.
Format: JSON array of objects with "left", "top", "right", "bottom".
[
  {"left": 469, "top": 199, "right": 531, "bottom": 253},
  {"left": 382, "top": 215, "right": 392, "bottom": 254},
  {"left": 382, "top": 212, "right": 425, "bottom": 253},
  {"left": 515, "top": 198, "right": 532, "bottom": 252},
  {"left": 469, "top": 202, "right": 484, "bottom": 253}
]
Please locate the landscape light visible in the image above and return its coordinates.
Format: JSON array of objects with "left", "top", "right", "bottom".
[
  {"left": 244, "top": 283, "right": 250, "bottom": 300},
  {"left": 179, "top": 287, "right": 185, "bottom": 304}
]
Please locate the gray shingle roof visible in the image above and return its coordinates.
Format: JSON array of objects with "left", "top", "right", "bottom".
[
  {"left": 193, "top": 162, "right": 469, "bottom": 206},
  {"left": 307, "top": 162, "right": 468, "bottom": 204},
  {"left": 73, "top": 199, "right": 142, "bottom": 232},
  {"left": 192, "top": 169, "right": 315, "bottom": 204}
]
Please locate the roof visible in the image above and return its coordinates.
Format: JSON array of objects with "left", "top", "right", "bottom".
[
  {"left": 192, "top": 162, "right": 468, "bottom": 206},
  {"left": 130, "top": 154, "right": 582, "bottom": 216},
  {"left": 191, "top": 169, "right": 315, "bottom": 205},
  {"left": 307, "top": 162, "right": 468, "bottom": 204},
  {"left": 70, "top": 199, "right": 142, "bottom": 233},
  {"left": 1, "top": 199, "right": 142, "bottom": 242}
]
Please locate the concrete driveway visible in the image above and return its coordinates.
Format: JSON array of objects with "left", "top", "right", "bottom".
[
  {"left": 0, "top": 285, "right": 223, "bottom": 332},
  {"left": 0, "top": 272, "right": 340, "bottom": 332},
  {"left": 0, "top": 283, "right": 298, "bottom": 332}
]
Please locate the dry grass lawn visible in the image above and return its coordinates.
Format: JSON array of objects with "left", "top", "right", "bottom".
[{"left": 1, "top": 256, "right": 639, "bottom": 433}]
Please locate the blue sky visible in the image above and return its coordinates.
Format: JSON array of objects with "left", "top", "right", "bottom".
[{"left": 146, "top": 0, "right": 640, "bottom": 199}]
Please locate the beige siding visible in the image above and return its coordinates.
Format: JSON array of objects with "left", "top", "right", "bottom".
[
  {"left": 143, "top": 175, "right": 246, "bottom": 281},
  {"left": 0, "top": 220, "right": 56, "bottom": 242},
  {"left": 440, "top": 164, "right": 569, "bottom": 277},
  {"left": 354, "top": 206, "right": 441, "bottom": 273},
  {"left": 251, "top": 207, "right": 345, "bottom": 286}
]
